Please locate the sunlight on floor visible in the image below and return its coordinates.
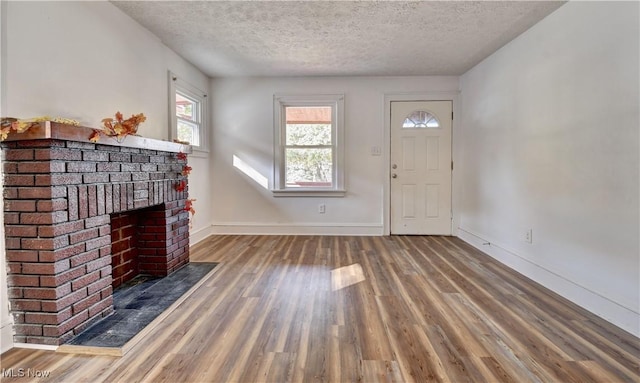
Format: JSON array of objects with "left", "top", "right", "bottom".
[{"left": 330, "top": 263, "right": 366, "bottom": 291}]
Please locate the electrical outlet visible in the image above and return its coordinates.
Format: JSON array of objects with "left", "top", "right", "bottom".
[
  {"left": 318, "top": 204, "right": 326, "bottom": 214},
  {"left": 524, "top": 229, "right": 533, "bottom": 244}
]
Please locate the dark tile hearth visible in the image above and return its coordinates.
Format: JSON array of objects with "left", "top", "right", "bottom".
[{"left": 66, "top": 262, "right": 217, "bottom": 348}]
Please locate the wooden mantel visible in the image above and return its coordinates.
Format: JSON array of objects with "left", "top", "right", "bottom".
[{"left": 2, "top": 121, "right": 191, "bottom": 154}]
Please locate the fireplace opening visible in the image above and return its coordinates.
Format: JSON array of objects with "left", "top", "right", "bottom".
[
  {"left": 111, "top": 203, "right": 186, "bottom": 290},
  {"left": 111, "top": 211, "right": 141, "bottom": 289}
]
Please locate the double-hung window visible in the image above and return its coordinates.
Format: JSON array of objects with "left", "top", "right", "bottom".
[
  {"left": 273, "top": 94, "right": 345, "bottom": 197},
  {"left": 169, "top": 72, "right": 208, "bottom": 153}
]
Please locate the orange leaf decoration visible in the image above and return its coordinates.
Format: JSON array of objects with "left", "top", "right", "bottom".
[
  {"left": 182, "top": 165, "right": 192, "bottom": 176},
  {"left": 89, "top": 130, "right": 101, "bottom": 142},
  {"left": 176, "top": 152, "right": 187, "bottom": 161},
  {"left": 175, "top": 180, "right": 187, "bottom": 192},
  {"left": 0, "top": 126, "right": 10, "bottom": 141},
  {"left": 113, "top": 123, "right": 126, "bottom": 138},
  {"left": 101, "top": 118, "right": 114, "bottom": 135},
  {"left": 1, "top": 116, "right": 78, "bottom": 141},
  {"left": 11, "top": 120, "right": 39, "bottom": 133},
  {"left": 184, "top": 199, "right": 196, "bottom": 216},
  {"left": 100, "top": 112, "right": 145, "bottom": 140}
]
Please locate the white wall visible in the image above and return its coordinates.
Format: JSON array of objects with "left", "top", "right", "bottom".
[
  {"left": 210, "top": 76, "right": 458, "bottom": 235},
  {"left": 458, "top": 2, "right": 639, "bottom": 336},
  {"left": 0, "top": 0, "right": 11, "bottom": 355},
  {"left": 0, "top": 1, "right": 212, "bottom": 352}
]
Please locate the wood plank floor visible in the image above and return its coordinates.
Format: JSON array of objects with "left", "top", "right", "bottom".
[{"left": 1, "top": 235, "right": 638, "bottom": 382}]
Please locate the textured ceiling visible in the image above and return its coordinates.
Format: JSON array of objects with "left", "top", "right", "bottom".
[{"left": 112, "top": 1, "right": 565, "bottom": 77}]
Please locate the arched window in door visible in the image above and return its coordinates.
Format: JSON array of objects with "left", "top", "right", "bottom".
[{"left": 402, "top": 110, "right": 440, "bottom": 129}]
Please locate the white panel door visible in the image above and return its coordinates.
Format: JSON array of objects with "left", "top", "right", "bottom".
[{"left": 390, "top": 101, "right": 452, "bottom": 235}]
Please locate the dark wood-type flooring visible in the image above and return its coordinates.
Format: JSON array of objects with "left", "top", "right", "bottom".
[{"left": 1, "top": 235, "right": 638, "bottom": 382}]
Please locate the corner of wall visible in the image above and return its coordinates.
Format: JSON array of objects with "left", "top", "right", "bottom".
[
  {"left": 190, "top": 224, "right": 214, "bottom": 246},
  {"left": 1, "top": 320, "right": 13, "bottom": 354}
]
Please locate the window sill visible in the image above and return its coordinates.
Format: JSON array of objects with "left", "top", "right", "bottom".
[
  {"left": 272, "top": 189, "right": 346, "bottom": 198},
  {"left": 188, "top": 148, "right": 210, "bottom": 158}
]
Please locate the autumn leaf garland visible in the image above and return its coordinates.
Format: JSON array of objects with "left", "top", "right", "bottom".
[
  {"left": 1, "top": 116, "right": 80, "bottom": 141},
  {"left": 175, "top": 152, "right": 196, "bottom": 220},
  {"left": 175, "top": 180, "right": 187, "bottom": 192},
  {"left": 2, "top": 114, "right": 197, "bottom": 221},
  {"left": 1, "top": 113, "right": 145, "bottom": 143},
  {"left": 184, "top": 199, "right": 196, "bottom": 217},
  {"left": 90, "top": 112, "right": 146, "bottom": 143}
]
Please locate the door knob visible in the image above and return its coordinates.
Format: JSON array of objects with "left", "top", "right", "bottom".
[
  {"left": 392, "top": 164, "right": 397, "bottom": 169},
  {"left": 391, "top": 174, "right": 397, "bottom": 178}
]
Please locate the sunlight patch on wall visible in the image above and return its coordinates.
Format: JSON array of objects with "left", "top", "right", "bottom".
[
  {"left": 331, "top": 263, "right": 365, "bottom": 291},
  {"left": 233, "top": 154, "right": 269, "bottom": 189}
]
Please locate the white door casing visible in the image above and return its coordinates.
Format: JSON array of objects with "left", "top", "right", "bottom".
[{"left": 390, "top": 101, "right": 452, "bottom": 235}]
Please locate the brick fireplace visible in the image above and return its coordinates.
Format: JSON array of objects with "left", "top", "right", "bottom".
[{"left": 1, "top": 122, "right": 191, "bottom": 345}]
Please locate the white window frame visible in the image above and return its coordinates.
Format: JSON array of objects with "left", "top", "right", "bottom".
[
  {"left": 169, "top": 71, "right": 208, "bottom": 154},
  {"left": 273, "top": 94, "right": 346, "bottom": 197}
]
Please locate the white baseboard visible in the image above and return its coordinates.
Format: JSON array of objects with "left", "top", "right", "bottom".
[
  {"left": 190, "top": 224, "right": 215, "bottom": 246},
  {"left": 458, "top": 227, "right": 640, "bottom": 338},
  {"left": 13, "top": 342, "right": 58, "bottom": 351},
  {"left": 2, "top": 326, "right": 60, "bottom": 353},
  {"left": 211, "top": 222, "right": 384, "bottom": 236},
  {"left": 1, "top": 321, "right": 13, "bottom": 354}
]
